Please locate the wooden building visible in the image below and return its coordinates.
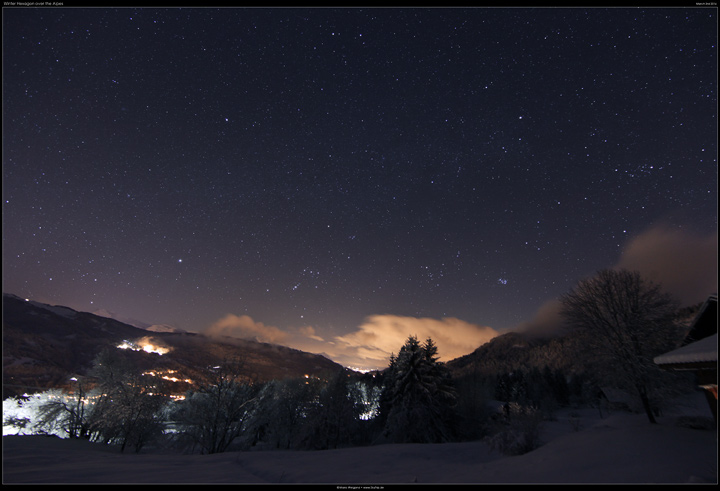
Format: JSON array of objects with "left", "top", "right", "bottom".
[{"left": 654, "top": 295, "right": 717, "bottom": 422}]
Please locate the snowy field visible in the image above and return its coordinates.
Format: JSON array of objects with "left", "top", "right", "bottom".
[{"left": 3, "top": 395, "right": 716, "bottom": 484}]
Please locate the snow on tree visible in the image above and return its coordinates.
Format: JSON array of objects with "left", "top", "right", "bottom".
[
  {"left": 88, "top": 349, "right": 169, "bottom": 452},
  {"left": 169, "top": 359, "right": 256, "bottom": 454},
  {"left": 34, "top": 378, "right": 95, "bottom": 440},
  {"left": 560, "top": 269, "right": 684, "bottom": 424},
  {"left": 242, "top": 376, "right": 323, "bottom": 450},
  {"left": 381, "top": 335, "right": 457, "bottom": 443},
  {"left": 4, "top": 387, "right": 92, "bottom": 439}
]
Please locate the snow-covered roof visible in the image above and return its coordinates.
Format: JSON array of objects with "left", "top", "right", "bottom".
[{"left": 654, "top": 333, "right": 718, "bottom": 366}]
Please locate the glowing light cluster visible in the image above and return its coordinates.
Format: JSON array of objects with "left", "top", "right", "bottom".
[
  {"left": 116, "top": 339, "right": 169, "bottom": 356},
  {"left": 142, "top": 370, "right": 193, "bottom": 384}
]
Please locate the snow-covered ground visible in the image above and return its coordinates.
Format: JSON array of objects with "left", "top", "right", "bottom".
[{"left": 3, "top": 393, "right": 716, "bottom": 484}]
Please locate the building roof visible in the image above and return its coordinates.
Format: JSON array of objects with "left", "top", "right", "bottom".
[{"left": 654, "top": 333, "right": 717, "bottom": 367}]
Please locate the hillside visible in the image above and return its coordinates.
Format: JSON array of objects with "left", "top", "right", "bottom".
[
  {"left": 446, "top": 302, "right": 702, "bottom": 380},
  {"left": 446, "top": 330, "right": 584, "bottom": 379},
  {"left": 2, "top": 294, "right": 343, "bottom": 398}
]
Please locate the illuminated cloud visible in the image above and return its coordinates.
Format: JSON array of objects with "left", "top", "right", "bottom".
[
  {"left": 331, "top": 315, "right": 499, "bottom": 370},
  {"left": 614, "top": 225, "right": 718, "bottom": 305},
  {"left": 205, "top": 314, "right": 289, "bottom": 344},
  {"left": 203, "top": 313, "right": 498, "bottom": 371},
  {"left": 297, "top": 325, "right": 324, "bottom": 342}
]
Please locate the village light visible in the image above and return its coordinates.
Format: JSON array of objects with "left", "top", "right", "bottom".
[{"left": 116, "top": 339, "right": 169, "bottom": 356}]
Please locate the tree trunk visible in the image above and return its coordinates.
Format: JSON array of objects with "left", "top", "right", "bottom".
[{"left": 637, "top": 384, "right": 657, "bottom": 424}]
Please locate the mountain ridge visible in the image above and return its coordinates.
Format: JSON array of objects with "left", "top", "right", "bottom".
[
  {"left": 2, "top": 293, "right": 344, "bottom": 398},
  {"left": 91, "top": 308, "right": 186, "bottom": 334}
]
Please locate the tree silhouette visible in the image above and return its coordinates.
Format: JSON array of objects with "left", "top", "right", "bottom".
[
  {"left": 560, "top": 269, "right": 683, "bottom": 423},
  {"left": 171, "top": 358, "right": 256, "bottom": 454},
  {"left": 382, "top": 335, "right": 457, "bottom": 443},
  {"left": 88, "top": 349, "right": 169, "bottom": 452}
]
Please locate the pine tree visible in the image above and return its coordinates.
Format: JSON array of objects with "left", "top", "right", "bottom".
[{"left": 382, "top": 336, "right": 457, "bottom": 443}]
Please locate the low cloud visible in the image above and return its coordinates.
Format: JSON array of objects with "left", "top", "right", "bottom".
[
  {"left": 515, "top": 299, "right": 566, "bottom": 338},
  {"left": 204, "top": 313, "right": 499, "bottom": 371},
  {"left": 206, "top": 314, "right": 289, "bottom": 344},
  {"left": 332, "top": 315, "right": 499, "bottom": 370},
  {"left": 614, "top": 225, "right": 717, "bottom": 305},
  {"left": 297, "top": 325, "right": 324, "bottom": 342}
]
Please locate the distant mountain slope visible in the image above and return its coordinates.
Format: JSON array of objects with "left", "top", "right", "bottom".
[
  {"left": 92, "top": 308, "right": 186, "bottom": 333},
  {"left": 2, "top": 294, "right": 343, "bottom": 398},
  {"left": 446, "top": 302, "right": 702, "bottom": 380},
  {"left": 445, "top": 331, "right": 583, "bottom": 378}
]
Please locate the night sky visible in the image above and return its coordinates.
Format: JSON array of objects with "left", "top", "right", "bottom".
[{"left": 3, "top": 7, "right": 717, "bottom": 370}]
